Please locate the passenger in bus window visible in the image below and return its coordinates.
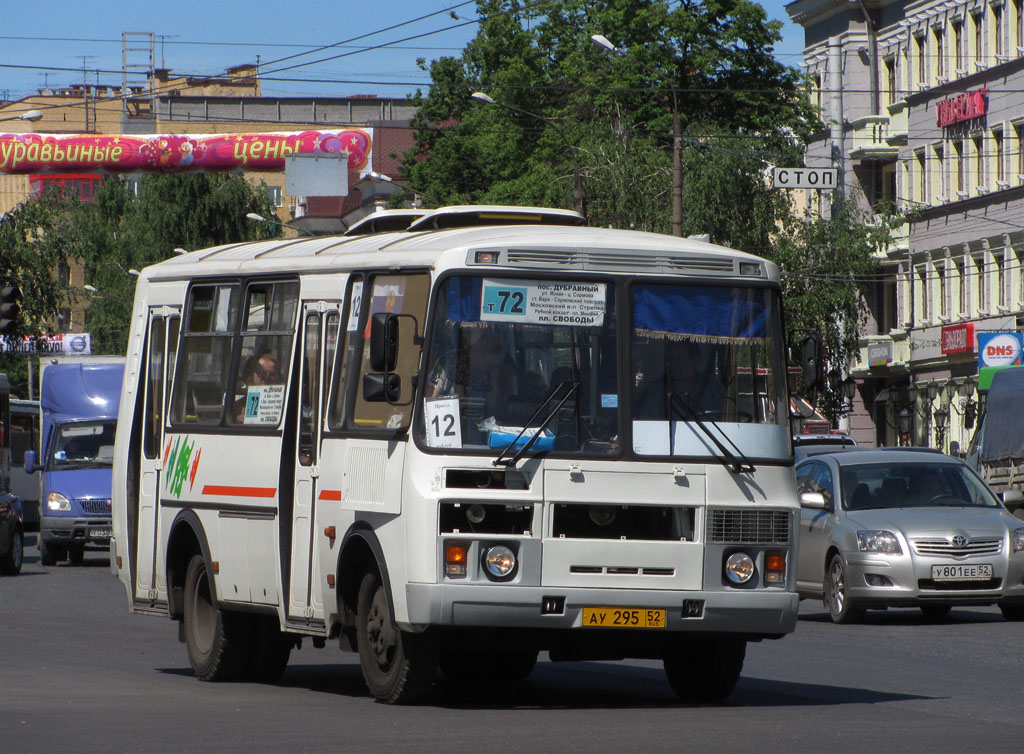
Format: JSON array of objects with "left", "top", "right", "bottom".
[
  {"left": 426, "top": 328, "right": 513, "bottom": 420},
  {"left": 634, "top": 339, "right": 723, "bottom": 420},
  {"left": 245, "top": 349, "right": 280, "bottom": 386}
]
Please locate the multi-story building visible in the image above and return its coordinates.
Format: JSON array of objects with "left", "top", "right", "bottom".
[
  {"left": 787, "top": 0, "right": 1024, "bottom": 452},
  {"left": 1, "top": 62, "right": 416, "bottom": 335}
]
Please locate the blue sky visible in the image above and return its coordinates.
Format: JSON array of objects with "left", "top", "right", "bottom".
[{"left": 1, "top": 1, "right": 804, "bottom": 103}]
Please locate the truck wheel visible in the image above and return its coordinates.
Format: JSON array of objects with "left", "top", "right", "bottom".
[
  {"left": 39, "top": 539, "right": 64, "bottom": 566},
  {"left": 68, "top": 546, "right": 85, "bottom": 566},
  {"left": 1, "top": 528, "right": 23, "bottom": 575},
  {"left": 183, "top": 553, "right": 251, "bottom": 681},
  {"left": 664, "top": 637, "right": 746, "bottom": 703},
  {"left": 356, "top": 570, "right": 436, "bottom": 704}
]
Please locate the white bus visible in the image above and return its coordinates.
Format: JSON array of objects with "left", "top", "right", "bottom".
[{"left": 111, "top": 206, "right": 801, "bottom": 704}]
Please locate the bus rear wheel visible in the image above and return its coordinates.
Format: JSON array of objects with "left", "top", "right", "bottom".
[
  {"left": 663, "top": 637, "right": 746, "bottom": 704},
  {"left": 356, "top": 570, "right": 436, "bottom": 704},
  {"left": 183, "top": 553, "right": 251, "bottom": 681}
]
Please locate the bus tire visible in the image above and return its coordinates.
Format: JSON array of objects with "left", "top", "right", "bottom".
[
  {"left": 245, "top": 615, "right": 293, "bottom": 683},
  {"left": 183, "top": 553, "right": 251, "bottom": 682},
  {"left": 356, "top": 570, "right": 436, "bottom": 704},
  {"left": 439, "top": 649, "right": 537, "bottom": 683},
  {"left": 664, "top": 637, "right": 746, "bottom": 704}
]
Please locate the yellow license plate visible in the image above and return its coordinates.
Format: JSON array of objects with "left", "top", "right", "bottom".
[{"left": 581, "top": 607, "right": 666, "bottom": 629}]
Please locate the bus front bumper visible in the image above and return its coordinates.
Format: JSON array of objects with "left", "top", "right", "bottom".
[{"left": 405, "top": 583, "right": 798, "bottom": 637}]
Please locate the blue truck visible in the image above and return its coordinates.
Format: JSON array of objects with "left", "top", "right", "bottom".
[{"left": 25, "top": 357, "right": 124, "bottom": 566}]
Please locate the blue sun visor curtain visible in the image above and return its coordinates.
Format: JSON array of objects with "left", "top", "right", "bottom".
[{"left": 632, "top": 284, "right": 768, "bottom": 339}]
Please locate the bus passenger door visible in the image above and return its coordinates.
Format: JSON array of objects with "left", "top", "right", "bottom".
[
  {"left": 136, "top": 309, "right": 179, "bottom": 603},
  {"left": 288, "top": 303, "right": 339, "bottom": 622}
]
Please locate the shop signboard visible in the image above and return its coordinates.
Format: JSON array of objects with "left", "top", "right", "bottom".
[{"left": 977, "top": 331, "right": 1024, "bottom": 390}]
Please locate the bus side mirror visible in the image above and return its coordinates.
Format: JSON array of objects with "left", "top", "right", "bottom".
[
  {"left": 369, "top": 313, "right": 399, "bottom": 373},
  {"left": 24, "top": 450, "right": 36, "bottom": 474},
  {"left": 363, "top": 372, "right": 401, "bottom": 403}
]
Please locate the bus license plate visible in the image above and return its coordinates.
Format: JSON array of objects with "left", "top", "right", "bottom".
[
  {"left": 582, "top": 607, "right": 666, "bottom": 629},
  {"left": 932, "top": 563, "right": 992, "bottom": 581}
]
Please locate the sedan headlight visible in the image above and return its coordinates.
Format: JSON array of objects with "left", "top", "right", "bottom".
[
  {"left": 857, "top": 530, "right": 902, "bottom": 554},
  {"left": 46, "top": 491, "right": 71, "bottom": 512},
  {"left": 1013, "top": 528, "right": 1024, "bottom": 553}
]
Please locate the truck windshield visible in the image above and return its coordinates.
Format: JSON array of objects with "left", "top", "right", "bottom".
[{"left": 49, "top": 421, "right": 117, "bottom": 469}]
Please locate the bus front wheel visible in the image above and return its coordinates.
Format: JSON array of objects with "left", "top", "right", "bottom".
[
  {"left": 183, "top": 553, "right": 251, "bottom": 681},
  {"left": 356, "top": 570, "right": 436, "bottom": 704},
  {"left": 663, "top": 637, "right": 746, "bottom": 703}
]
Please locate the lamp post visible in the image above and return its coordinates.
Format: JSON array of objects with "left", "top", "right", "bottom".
[
  {"left": 933, "top": 405, "right": 949, "bottom": 451},
  {"left": 470, "top": 91, "right": 586, "bottom": 218},
  {"left": 0, "top": 109, "right": 43, "bottom": 123},
  {"left": 591, "top": 34, "right": 681, "bottom": 237},
  {"left": 245, "top": 212, "right": 314, "bottom": 237}
]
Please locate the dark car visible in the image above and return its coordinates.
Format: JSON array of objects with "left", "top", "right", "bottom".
[{"left": 0, "top": 491, "right": 24, "bottom": 575}]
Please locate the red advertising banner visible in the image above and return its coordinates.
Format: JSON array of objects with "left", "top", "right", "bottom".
[
  {"left": 0, "top": 129, "right": 372, "bottom": 174},
  {"left": 941, "top": 322, "right": 975, "bottom": 354},
  {"left": 935, "top": 89, "right": 987, "bottom": 128}
]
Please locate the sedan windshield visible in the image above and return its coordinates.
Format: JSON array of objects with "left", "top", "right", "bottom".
[{"left": 841, "top": 462, "right": 1001, "bottom": 510}]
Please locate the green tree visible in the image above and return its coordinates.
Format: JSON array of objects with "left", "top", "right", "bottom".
[
  {"left": 0, "top": 173, "right": 277, "bottom": 395},
  {"left": 774, "top": 193, "right": 900, "bottom": 422}
]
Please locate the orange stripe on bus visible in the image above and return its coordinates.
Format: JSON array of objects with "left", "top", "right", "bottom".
[
  {"left": 202, "top": 485, "right": 277, "bottom": 498},
  {"left": 318, "top": 490, "right": 342, "bottom": 501}
]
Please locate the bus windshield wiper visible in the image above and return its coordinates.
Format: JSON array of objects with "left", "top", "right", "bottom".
[
  {"left": 667, "top": 392, "right": 755, "bottom": 474},
  {"left": 493, "top": 381, "right": 579, "bottom": 468}
]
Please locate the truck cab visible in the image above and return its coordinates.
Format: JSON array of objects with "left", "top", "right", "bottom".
[{"left": 25, "top": 358, "right": 124, "bottom": 565}]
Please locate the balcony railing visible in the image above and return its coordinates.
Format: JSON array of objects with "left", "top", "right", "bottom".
[{"left": 848, "top": 115, "right": 899, "bottom": 160}]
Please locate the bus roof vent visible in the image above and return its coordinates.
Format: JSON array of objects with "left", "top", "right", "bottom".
[{"left": 503, "top": 249, "right": 738, "bottom": 274}]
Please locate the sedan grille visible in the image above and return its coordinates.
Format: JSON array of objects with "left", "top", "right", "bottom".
[
  {"left": 912, "top": 537, "right": 1003, "bottom": 557},
  {"left": 78, "top": 498, "right": 112, "bottom": 515},
  {"left": 707, "top": 509, "right": 790, "bottom": 545}
]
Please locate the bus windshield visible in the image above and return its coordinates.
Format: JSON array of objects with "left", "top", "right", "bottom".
[{"left": 419, "top": 275, "right": 789, "bottom": 460}]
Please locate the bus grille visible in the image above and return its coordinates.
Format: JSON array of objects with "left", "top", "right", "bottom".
[
  {"left": 78, "top": 498, "right": 112, "bottom": 515},
  {"left": 707, "top": 509, "right": 790, "bottom": 545}
]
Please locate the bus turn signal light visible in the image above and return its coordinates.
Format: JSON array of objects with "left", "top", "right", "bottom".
[
  {"left": 765, "top": 553, "right": 786, "bottom": 584},
  {"left": 445, "top": 543, "right": 468, "bottom": 577}
]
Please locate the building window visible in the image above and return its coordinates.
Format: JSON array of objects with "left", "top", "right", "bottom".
[
  {"left": 996, "top": 252, "right": 1007, "bottom": 307},
  {"left": 916, "top": 150, "right": 927, "bottom": 203},
  {"left": 885, "top": 57, "right": 897, "bottom": 104},
  {"left": 995, "top": 128, "right": 1006, "bottom": 183},
  {"left": 1017, "top": 0, "right": 1024, "bottom": 53},
  {"left": 956, "top": 258, "right": 967, "bottom": 315},
  {"left": 976, "top": 253, "right": 989, "bottom": 312},
  {"left": 935, "top": 143, "right": 947, "bottom": 200},
  {"left": 996, "top": 3, "right": 1006, "bottom": 58},
  {"left": 938, "top": 259, "right": 948, "bottom": 318},
  {"left": 57, "top": 308, "right": 71, "bottom": 333},
  {"left": 954, "top": 20, "right": 964, "bottom": 72},
  {"left": 264, "top": 185, "right": 283, "bottom": 208},
  {"left": 974, "top": 135, "right": 985, "bottom": 190},
  {"left": 935, "top": 27, "right": 946, "bottom": 78},
  {"left": 974, "top": 13, "right": 984, "bottom": 63},
  {"left": 813, "top": 72, "right": 823, "bottom": 112},
  {"left": 916, "top": 34, "right": 927, "bottom": 84},
  {"left": 57, "top": 264, "right": 70, "bottom": 288},
  {"left": 955, "top": 140, "right": 967, "bottom": 195},
  {"left": 919, "top": 265, "right": 931, "bottom": 321}
]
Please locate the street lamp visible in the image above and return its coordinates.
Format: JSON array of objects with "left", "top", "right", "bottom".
[
  {"left": 0, "top": 109, "right": 43, "bottom": 123},
  {"left": 245, "top": 212, "right": 314, "bottom": 236},
  {"left": 591, "top": 34, "right": 682, "bottom": 237},
  {"left": 933, "top": 405, "right": 949, "bottom": 451},
  {"left": 470, "top": 91, "right": 586, "bottom": 218}
]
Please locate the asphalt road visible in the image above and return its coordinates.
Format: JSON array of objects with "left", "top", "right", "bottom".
[{"left": 3, "top": 533, "right": 1024, "bottom": 754}]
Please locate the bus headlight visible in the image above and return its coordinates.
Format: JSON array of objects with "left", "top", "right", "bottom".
[
  {"left": 483, "top": 545, "right": 516, "bottom": 579},
  {"left": 46, "top": 491, "right": 71, "bottom": 512},
  {"left": 724, "top": 552, "right": 755, "bottom": 584}
]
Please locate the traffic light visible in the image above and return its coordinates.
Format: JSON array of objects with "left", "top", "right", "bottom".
[
  {"left": 0, "top": 284, "right": 21, "bottom": 335},
  {"left": 801, "top": 332, "right": 822, "bottom": 392}
]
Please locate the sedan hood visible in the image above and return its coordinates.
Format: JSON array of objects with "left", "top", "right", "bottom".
[{"left": 846, "top": 506, "right": 1017, "bottom": 536}]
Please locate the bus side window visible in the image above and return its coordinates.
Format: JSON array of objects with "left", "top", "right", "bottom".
[
  {"left": 326, "top": 276, "right": 362, "bottom": 431},
  {"left": 171, "top": 284, "right": 239, "bottom": 425},
  {"left": 352, "top": 273, "right": 429, "bottom": 431}
]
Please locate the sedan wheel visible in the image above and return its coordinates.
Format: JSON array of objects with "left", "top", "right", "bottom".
[
  {"left": 1, "top": 529, "right": 23, "bottom": 575},
  {"left": 825, "top": 554, "right": 865, "bottom": 624}
]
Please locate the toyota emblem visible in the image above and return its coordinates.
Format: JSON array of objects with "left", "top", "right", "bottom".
[{"left": 952, "top": 535, "right": 967, "bottom": 548}]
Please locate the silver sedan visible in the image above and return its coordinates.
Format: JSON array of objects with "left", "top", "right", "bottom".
[{"left": 796, "top": 449, "right": 1024, "bottom": 623}]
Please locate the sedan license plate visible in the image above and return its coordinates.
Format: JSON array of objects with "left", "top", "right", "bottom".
[
  {"left": 932, "top": 563, "right": 993, "bottom": 581},
  {"left": 582, "top": 607, "right": 666, "bottom": 629},
  {"left": 90, "top": 528, "right": 112, "bottom": 539}
]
